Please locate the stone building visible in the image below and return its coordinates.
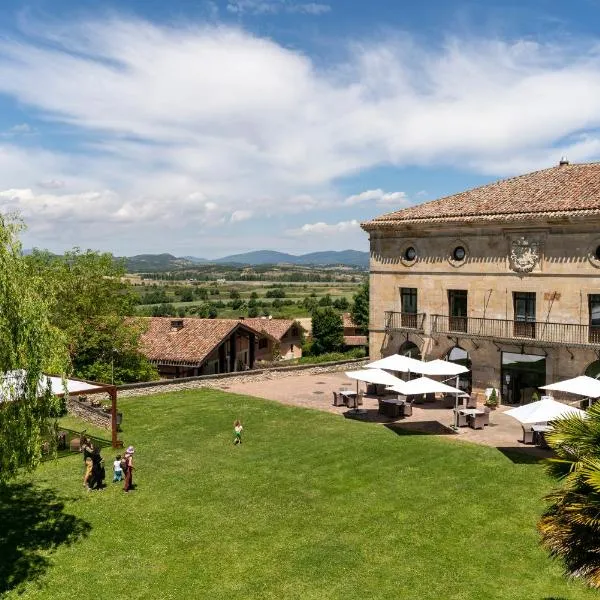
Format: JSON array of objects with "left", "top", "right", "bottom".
[
  {"left": 361, "top": 160, "right": 600, "bottom": 404},
  {"left": 241, "top": 317, "right": 304, "bottom": 361}
]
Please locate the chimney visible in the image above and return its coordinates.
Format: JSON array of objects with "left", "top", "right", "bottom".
[
  {"left": 559, "top": 156, "right": 569, "bottom": 166},
  {"left": 170, "top": 319, "right": 184, "bottom": 331}
]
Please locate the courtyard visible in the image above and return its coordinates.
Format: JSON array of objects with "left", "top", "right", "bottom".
[{"left": 2, "top": 386, "right": 596, "bottom": 599}]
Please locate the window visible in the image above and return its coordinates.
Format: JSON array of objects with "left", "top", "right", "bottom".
[
  {"left": 404, "top": 246, "right": 417, "bottom": 261},
  {"left": 258, "top": 338, "right": 269, "bottom": 350},
  {"left": 448, "top": 290, "right": 468, "bottom": 332},
  {"left": 589, "top": 294, "right": 600, "bottom": 343},
  {"left": 400, "top": 288, "right": 418, "bottom": 328},
  {"left": 513, "top": 292, "right": 536, "bottom": 338},
  {"left": 596, "top": 247, "right": 600, "bottom": 261},
  {"left": 452, "top": 246, "right": 466, "bottom": 261}
]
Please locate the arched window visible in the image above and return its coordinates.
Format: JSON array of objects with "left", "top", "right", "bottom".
[
  {"left": 399, "top": 341, "right": 421, "bottom": 360},
  {"left": 585, "top": 360, "right": 600, "bottom": 379},
  {"left": 446, "top": 346, "right": 472, "bottom": 393}
]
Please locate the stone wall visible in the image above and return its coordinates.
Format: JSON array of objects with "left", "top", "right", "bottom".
[
  {"left": 117, "top": 358, "right": 368, "bottom": 398},
  {"left": 67, "top": 396, "right": 112, "bottom": 429}
]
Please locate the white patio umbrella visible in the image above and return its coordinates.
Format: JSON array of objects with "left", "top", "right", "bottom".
[
  {"left": 420, "top": 359, "right": 470, "bottom": 376},
  {"left": 505, "top": 398, "right": 587, "bottom": 424},
  {"left": 345, "top": 368, "right": 406, "bottom": 387},
  {"left": 541, "top": 376, "right": 600, "bottom": 402},
  {"left": 387, "top": 376, "right": 467, "bottom": 397},
  {"left": 366, "top": 354, "right": 428, "bottom": 374}
]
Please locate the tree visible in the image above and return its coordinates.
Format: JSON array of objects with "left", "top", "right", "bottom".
[
  {"left": 179, "top": 288, "right": 194, "bottom": 302},
  {"left": 351, "top": 281, "right": 369, "bottom": 334},
  {"left": 230, "top": 289, "right": 240, "bottom": 300},
  {"left": 333, "top": 296, "right": 350, "bottom": 310},
  {"left": 318, "top": 294, "right": 332, "bottom": 307},
  {"left": 0, "top": 216, "right": 69, "bottom": 482},
  {"left": 311, "top": 307, "right": 343, "bottom": 355},
  {"left": 27, "top": 249, "right": 158, "bottom": 384},
  {"left": 538, "top": 402, "right": 600, "bottom": 588}
]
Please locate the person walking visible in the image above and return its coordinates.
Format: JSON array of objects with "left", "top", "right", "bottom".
[
  {"left": 233, "top": 420, "right": 243, "bottom": 445},
  {"left": 123, "top": 446, "right": 135, "bottom": 492},
  {"left": 113, "top": 455, "right": 124, "bottom": 483}
]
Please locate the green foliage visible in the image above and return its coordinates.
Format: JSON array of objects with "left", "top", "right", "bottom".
[
  {"left": 296, "top": 347, "right": 366, "bottom": 364},
  {"left": 229, "top": 289, "right": 240, "bottom": 299},
  {"left": 266, "top": 288, "right": 286, "bottom": 298},
  {"left": 485, "top": 388, "right": 498, "bottom": 407},
  {"left": 248, "top": 305, "right": 259, "bottom": 318},
  {"left": 139, "top": 289, "right": 169, "bottom": 304},
  {"left": 531, "top": 391, "right": 540, "bottom": 403},
  {"left": 351, "top": 280, "right": 369, "bottom": 334},
  {"left": 539, "top": 402, "right": 600, "bottom": 588},
  {"left": 27, "top": 248, "right": 158, "bottom": 384},
  {"left": 151, "top": 303, "right": 176, "bottom": 317},
  {"left": 318, "top": 294, "right": 332, "bottom": 307},
  {"left": 311, "top": 307, "right": 343, "bottom": 355},
  {"left": 333, "top": 296, "right": 350, "bottom": 310},
  {"left": 178, "top": 289, "right": 194, "bottom": 302},
  {"left": 0, "top": 216, "right": 69, "bottom": 482}
]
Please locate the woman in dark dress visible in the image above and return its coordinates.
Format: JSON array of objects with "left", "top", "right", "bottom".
[
  {"left": 88, "top": 447, "right": 106, "bottom": 490},
  {"left": 123, "top": 446, "right": 134, "bottom": 492}
]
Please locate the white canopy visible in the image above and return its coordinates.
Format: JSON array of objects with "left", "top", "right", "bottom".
[
  {"left": 366, "top": 354, "right": 428, "bottom": 373},
  {"left": 0, "top": 370, "right": 110, "bottom": 402},
  {"left": 345, "top": 368, "right": 405, "bottom": 386},
  {"left": 387, "top": 376, "right": 468, "bottom": 397},
  {"left": 504, "top": 398, "right": 587, "bottom": 424},
  {"left": 419, "top": 359, "right": 470, "bottom": 376},
  {"left": 541, "top": 375, "right": 600, "bottom": 399}
]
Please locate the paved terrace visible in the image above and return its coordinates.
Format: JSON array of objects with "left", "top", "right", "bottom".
[{"left": 220, "top": 371, "right": 551, "bottom": 457}]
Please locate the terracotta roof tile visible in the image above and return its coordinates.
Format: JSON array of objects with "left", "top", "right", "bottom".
[
  {"left": 240, "top": 318, "right": 301, "bottom": 340},
  {"left": 362, "top": 162, "right": 600, "bottom": 229},
  {"left": 342, "top": 313, "right": 357, "bottom": 329},
  {"left": 344, "top": 335, "right": 368, "bottom": 346},
  {"left": 140, "top": 318, "right": 260, "bottom": 365}
]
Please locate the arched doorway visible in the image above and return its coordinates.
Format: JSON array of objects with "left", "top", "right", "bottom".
[
  {"left": 446, "top": 346, "right": 472, "bottom": 394},
  {"left": 399, "top": 341, "right": 421, "bottom": 360},
  {"left": 585, "top": 360, "right": 600, "bottom": 379}
]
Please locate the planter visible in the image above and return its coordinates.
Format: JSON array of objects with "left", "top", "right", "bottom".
[{"left": 78, "top": 395, "right": 88, "bottom": 403}]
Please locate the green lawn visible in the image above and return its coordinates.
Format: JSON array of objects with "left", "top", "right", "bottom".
[{"left": 2, "top": 390, "right": 597, "bottom": 599}]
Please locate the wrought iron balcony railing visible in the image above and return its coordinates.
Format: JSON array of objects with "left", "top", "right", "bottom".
[
  {"left": 384, "top": 311, "right": 426, "bottom": 333},
  {"left": 430, "top": 314, "right": 600, "bottom": 348}
]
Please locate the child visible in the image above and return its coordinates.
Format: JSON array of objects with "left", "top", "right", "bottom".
[
  {"left": 113, "top": 454, "right": 124, "bottom": 483},
  {"left": 233, "top": 420, "right": 243, "bottom": 445}
]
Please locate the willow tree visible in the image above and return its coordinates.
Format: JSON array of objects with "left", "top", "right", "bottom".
[{"left": 0, "top": 216, "right": 67, "bottom": 482}]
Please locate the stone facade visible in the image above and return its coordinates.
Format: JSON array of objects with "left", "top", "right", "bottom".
[{"left": 366, "top": 218, "right": 600, "bottom": 404}]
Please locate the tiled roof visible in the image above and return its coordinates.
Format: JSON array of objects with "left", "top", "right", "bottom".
[
  {"left": 344, "top": 335, "right": 368, "bottom": 346},
  {"left": 362, "top": 162, "right": 600, "bottom": 229},
  {"left": 139, "top": 318, "right": 261, "bottom": 365},
  {"left": 342, "top": 313, "right": 357, "bottom": 329},
  {"left": 240, "top": 318, "right": 300, "bottom": 340}
]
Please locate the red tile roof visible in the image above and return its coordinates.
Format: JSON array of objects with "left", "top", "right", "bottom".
[
  {"left": 240, "top": 318, "right": 301, "bottom": 340},
  {"left": 362, "top": 162, "right": 600, "bottom": 229},
  {"left": 344, "top": 335, "right": 368, "bottom": 346},
  {"left": 139, "top": 318, "right": 261, "bottom": 365},
  {"left": 342, "top": 312, "right": 357, "bottom": 329}
]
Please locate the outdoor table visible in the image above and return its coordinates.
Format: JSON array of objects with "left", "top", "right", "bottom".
[
  {"left": 531, "top": 424, "right": 553, "bottom": 447},
  {"left": 379, "top": 397, "right": 405, "bottom": 419},
  {"left": 456, "top": 408, "right": 484, "bottom": 428},
  {"left": 338, "top": 389, "right": 357, "bottom": 407}
]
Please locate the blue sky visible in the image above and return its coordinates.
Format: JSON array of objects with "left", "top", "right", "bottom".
[{"left": 1, "top": 0, "right": 600, "bottom": 257}]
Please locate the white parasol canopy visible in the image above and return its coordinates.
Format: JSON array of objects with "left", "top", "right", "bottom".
[
  {"left": 366, "top": 354, "right": 427, "bottom": 373},
  {"left": 345, "top": 368, "right": 405, "bottom": 387},
  {"left": 505, "top": 398, "right": 587, "bottom": 424},
  {"left": 387, "top": 376, "right": 468, "bottom": 397},
  {"left": 541, "top": 375, "right": 600, "bottom": 398},
  {"left": 419, "top": 359, "right": 470, "bottom": 377}
]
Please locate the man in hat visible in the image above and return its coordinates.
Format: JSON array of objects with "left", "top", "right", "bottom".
[{"left": 123, "top": 446, "right": 135, "bottom": 492}]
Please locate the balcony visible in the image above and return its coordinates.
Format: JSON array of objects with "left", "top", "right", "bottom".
[
  {"left": 430, "top": 314, "right": 600, "bottom": 348},
  {"left": 385, "top": 311, "right": 426, "bottom": 333}
]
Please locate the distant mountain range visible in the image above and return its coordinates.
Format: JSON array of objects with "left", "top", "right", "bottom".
[{"left": 122, "top": 249, "right": 369, "bottom": 271}]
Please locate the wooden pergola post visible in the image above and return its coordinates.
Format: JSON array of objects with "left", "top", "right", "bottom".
[{"left": 109, "top": 386, "right": 122, "bottom": 448}]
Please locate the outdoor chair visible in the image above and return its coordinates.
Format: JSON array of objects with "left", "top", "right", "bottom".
[
  {"left": 442, "top": 394, "right": 456, "bottom": 409},
  {"left": 401, "top": 400, "right": 413, "bottom": 418},
  {"left": 481, "top": 406, "right": 490, "bottom": 426},
  {"left": 468, "top": 413, "right": 486, "bottom": 430},
  {"left": 366, "top": 383, "right": 377, "bottom": 396},
  {"left": 357, "top": 392, "right": 364, "bottom": 406},
  {"left": 522, "top": 425, "right": 534, "bottom": 444},
  {"left": 332, "top": 391, "right": 344, "bottom": 407},
  {"left": 425, "top": 392, "right": 436, "bottom": 403},
  {"left": 466, "top": 395, "right": 477, "bottom": 409},
  {"left": 347, "top": 395, "right": 358, "bottom": 410},
  {"left": 453, "top": 409, "right": 468, "bottom": 427}
]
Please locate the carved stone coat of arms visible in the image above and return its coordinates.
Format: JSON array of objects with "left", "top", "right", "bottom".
[{"left": 509, "top": 237, "right": 541, "bottom": 273}]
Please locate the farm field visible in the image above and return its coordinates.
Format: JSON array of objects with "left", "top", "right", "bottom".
[{"left": 2, "top": 389, "right": 596, "bottom": 600}]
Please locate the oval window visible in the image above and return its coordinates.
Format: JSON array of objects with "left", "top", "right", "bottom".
[
  {"left": 595, "top": 245, "right": 600, "bottom": 261},
  {"left": 404, "top": 246, "right": 417, "bottom": 261},
  {"left": 453, "top": 246, "right": 466, "bottom": 261}
]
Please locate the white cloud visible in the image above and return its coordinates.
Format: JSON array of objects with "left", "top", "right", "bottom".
[
  {"left": 230, "top": 209, "right": 253, "bottom": 222},
  {"left": 287, "top": 219, "right": 360, "bottom": 236},
  {"left": 344, "top": 189, "right": 408, "bottom": 206},
  {"left": 226, "top": 0, "right": 330, "bottom": 15},
  {"left": 1, "top": 19, "right": 600, "bottom": 252}
]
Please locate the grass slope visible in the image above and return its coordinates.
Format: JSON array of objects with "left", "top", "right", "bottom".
[{"left": 3, "top": 390, "right": 596, "bottom": 599}]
